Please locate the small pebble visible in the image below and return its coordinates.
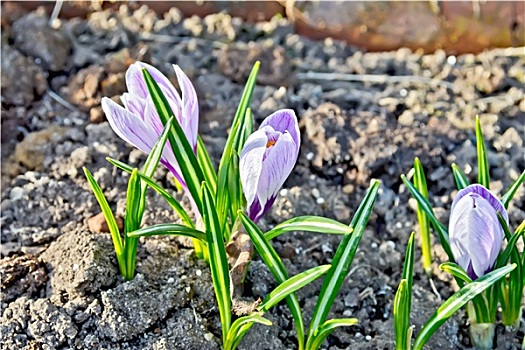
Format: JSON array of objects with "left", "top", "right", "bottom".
[
  {"left": 9, "top": 187, "right": 24, "bottom": 201},
  {"left": 366, "top": 335, "right": 372, "bottom": 341},
  {"left": 306, "top": 152, "right": 315, "bottom": 161},
  {"left": 167, "top": 277, "right": 175, "bottom": 284},
  {"left": 196, "top": 269, "right": 202, "bottom": 277},
  {"left": 316, "top": 197, "right": 325, "bottom": 205},
  {"left": 371, "top": 242, "right": 378, "bottom": 249},
  {"left": 204, "top": 332, "right": 214, "bottom": 341},
  {"left": 311, "top": 188, "right": 321, "bottom": 198},
  {"left": 280, "top": 188, "right": 288, "bottom": 196}
]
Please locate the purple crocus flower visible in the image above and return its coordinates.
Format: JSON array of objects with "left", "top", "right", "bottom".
[
  {"left": 449, "top": 184, "right": 508, "bottom": 280},
  {"left": 239, "top": 109, "right": 300, "bottom": 223},
  {"left": 101, "top": 61, "right": 198, "bottom": 189}
]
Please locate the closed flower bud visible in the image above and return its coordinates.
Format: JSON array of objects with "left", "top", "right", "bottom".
[
  {"left": 449, "top": 184, "right": 508, "bottom": 280},
  {"left": 239, "top": 109, "right": 300, "bottom": 222}
]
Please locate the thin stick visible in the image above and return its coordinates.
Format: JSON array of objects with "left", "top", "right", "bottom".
[
  {"left": 49, "top": 0, "right": 64, "bottom": 27},
  {"left": 429, "top": 277, "right": 442, "bottom": 302},
  {"left": 296, "top": 71, "right": 455, "bottom": 90},
  {"left": 138, "top": 33, "right": 227, "bottom": 49},
  {"left": 47, "top": 90, "right": 77, "bottom": 111}
]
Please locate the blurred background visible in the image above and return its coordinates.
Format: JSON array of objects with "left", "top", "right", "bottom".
[{"left": 4, "top": 0, "right": 524, "bottom": 54}]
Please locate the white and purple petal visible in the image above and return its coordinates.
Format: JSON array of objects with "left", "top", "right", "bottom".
[
  {"left": 451, "top": 184, "right": 508, "bottom": 223},
  {"left": 259, "top": 109, "right": 300, "bottom": 153},
  {"left": 449, "top": 185, "right": 506, "bottom": 280},
  {"left": 256, "top": 132, "right": 298, "bottom": 208},
  {"left": 239, "top": 109, "right": 301, "bottom": 222},
  {"left": 174, "top": 65, "right": 199, "bottom": 148},
  {"left": 239, "top": 129, "right": 268, "bottom": 217}
]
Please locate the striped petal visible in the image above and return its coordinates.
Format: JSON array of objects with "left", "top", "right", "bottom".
[
  {"left": 449, "top": 186, "right": 505, "bottom": 279},
  {"left": 239, "top": 129, "right": 267, "bottom": 215}
]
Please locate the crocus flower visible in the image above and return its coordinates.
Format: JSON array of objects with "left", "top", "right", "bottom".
[
  {"left": 449, "top": 184, "right": 508, "bottom": 280},
  {"left": 101, "top": 61, "right": 198, "bottom": 189},
  {"left": 239, "top": 109, "right": 300, "bottom": 222}
]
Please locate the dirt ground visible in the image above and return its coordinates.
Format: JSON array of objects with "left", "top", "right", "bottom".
[{"left": 1, "top": 4, "right": 524, "bottom": 350}]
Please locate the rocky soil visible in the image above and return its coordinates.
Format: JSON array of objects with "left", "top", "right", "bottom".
[{"left": 1, "top": 4, "right": 524, "bottom": 350}]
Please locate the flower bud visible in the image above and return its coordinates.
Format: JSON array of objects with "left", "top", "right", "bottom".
[
  {"left": 239, "top": 109, "right": 300, "bottom": 222},
  {"left": 449, "top": 184, "right": 508, "bottom": 280}
]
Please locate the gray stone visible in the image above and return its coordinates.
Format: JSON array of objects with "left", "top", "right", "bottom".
[{"left": 12, "top": 13, "right": 72, "bottom": 71}]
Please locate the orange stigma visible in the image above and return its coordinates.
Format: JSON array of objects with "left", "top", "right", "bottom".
[{"left": 266, "top": 140, "right": 277, "bottom": 148}]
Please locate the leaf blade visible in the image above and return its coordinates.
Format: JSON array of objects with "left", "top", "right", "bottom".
[
  {"left": 476, "top": 116, "right": 490, "bottom": 188},
  {"left": 412, "top": 264, "right": 516, "bottom": 350},
  {"left": 307, "top": 180, "right": 380, "bottom": 348},
  {"left": 265, "top": 216, "right": 351, "bottom": 241},
  {"left": 127, "top": 223, "right": 206, "bottom": 242}
]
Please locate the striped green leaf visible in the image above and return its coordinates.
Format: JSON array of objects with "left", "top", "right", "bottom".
[
  {"left": 202, "top": 182, "right": 231, "bottom": 342},
  {"left": 475, "top": 116, "right": 490, "bottom": 189},
  {"left": 127, "top": 223, "right": 206, "bottom": 242},
  {"left": 265, "top": 216, "right": 351, "bottom": 241},
  {"left": 142, "top": 68, "right": 205, "bottom": 214},
  {"left": 106, "top": 157, "right": 194, "bottom": 228},
  {"left": 307, "top": 180, "right": 380, "bottom": 349},
  {"left": 412, "top": 264, "right": 516, "bottom": 350},
  {"left": 240, "top": 211, "right": 306, "bottom": 350}
]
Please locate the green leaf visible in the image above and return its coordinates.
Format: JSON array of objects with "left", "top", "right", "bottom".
[
  {"left": 307, "top": 180, "right": 380, "bottom": 349},
  {"left": 439, "top": 262, "right": 472, "bottom": 284},
  {"left": 219, "top": 62, "right": 259, "bottom": 173},
  {"left": 137, "top": 117, "right": 174, "bottom": 220},
  {"left": 240, "top": 108, "right": 254, "bottom": 148},
  {"left": 127, "top": 223, "right": 206, "bottom": 242},
  {"left": 225, "top": 314, "right": 272, "bottom": 350},
  {"left": 495, "top": 214, "right": 524, "bottom": 326},
  {"left": 500, "top": 170, "right": 525, "bottom": 209},
  {"left": 197, "top": 135, "right": 217, "bottom": 194},
  {"left": 439, "top": 262, "right": 490, "bottom": 322},
  {"left": 240, "top": 212, "right": 305, "bottom": 350},
  {"left": 215, "top": 156, "right": 232, "bottom": 236},
  {"left": 123, "top": 168, "right": 141, "bottom": 280},
  {"left": 451, "top": 163, "right": 469, "bottom": 190},
  {"left": 228, "top": 153, "right": 243, "bottom": 219},
  {"left": 106, "top": 157, "right": 194, "bottom": 228},
  {"left": 202, "top": 182, "right": 231, "bottom": 342},
  {"left": 413, "top": 158, "right": 432, "bottom": 275},
  {"left": 394, "top": 233, "right": 415, "bottom": 350},
  {"left": 475, "top": 116, "right": 490, "bottom": 189},
  {"left": 259, "top": 265, "right": 331, "bottom": 312},
  {"left": 309, "top": 318, "right": 358, "bottom": 350},
  {"left": 216, "top": 62, "right": 259, "bottom": 231},
  {"left": 142, "top": 68, "right": 205, "bottom": 215},
  {"left": 412, "top": 264, "right": 516, "bottom": 350},
  {"left": 401, "top": 175, "right": 454, "bottom": 262},
  {"left": 402, "top": 232, "right": 415, "bottom": 317},
  {"left": 83, "top": 167, "right": 126, "bottom": 275},
  {"left": 494, "top": 214, "right": 523, "bottom": 269},
  {"left": 394, "top": 279, "right": 410, "bottom": 350},
  {"left": 265, "top": 216, "right": 351, "bottom": 241}
]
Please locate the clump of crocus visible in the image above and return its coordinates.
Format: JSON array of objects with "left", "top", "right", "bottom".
[
  {"left": 240, "top": 109, "right": 300, "bottom": 223},
  {"left": 449, "top": 184, "right": 507, "bottom": 280},
  {"left": 101, "top": 61, "right": 198, "bottom": 189},
  {"left": 84, "top": 61, "right": 380, "bottom": 350},
  {"left": 401, "top": 116, "right": 524, "bottom": 349}
]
